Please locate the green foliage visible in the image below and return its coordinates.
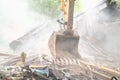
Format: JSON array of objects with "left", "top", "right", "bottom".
[
  {"left": 29, "top": 0, "right": 60, "bottom": 18},
  {"left": 110, "top": 0, "right": 120, "bottom": 7},
  {"left": 75, "top": 0, "right": 82, "bottom": 13},
  {"left": 117, "top": 0, "right": 120, "bottom": 7},
  {"left": 29, "top": 0, "right": 81, "bottom": 18},
  {"left": 110, "top": 0, "right": 115, "bottom": 4}
]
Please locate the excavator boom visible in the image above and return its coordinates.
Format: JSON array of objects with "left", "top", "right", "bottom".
[
  {"left": 60, "top": 0, "right": 75, "bottom": 30},
  {"left": 48, "top": 0, "right": 80, "bottom": 59}
]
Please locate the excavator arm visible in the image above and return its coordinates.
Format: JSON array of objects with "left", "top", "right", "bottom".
[
  {"left": 60, "top": 0, "right": 75, "bottom": 30},
  {"left": 48, "top": 0, "right": 80, "bottom": 59}
]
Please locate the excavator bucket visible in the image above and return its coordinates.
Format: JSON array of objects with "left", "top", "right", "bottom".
[
  {"left": 48, "top": 31, "right": 80, "bottom": 59},
  {"left": 49, "top": 0, "right": 80, "bottom": 59}
]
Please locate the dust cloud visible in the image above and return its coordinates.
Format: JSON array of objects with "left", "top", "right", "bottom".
[
  {"left": 0, "top": 0, "right": 120, "bottom": 69},
  {"left": 0, "top": 0, "right": 59, "bottom": 58},
  {"left": 76, "top": 2, "right": 120, "bottom": 68}
]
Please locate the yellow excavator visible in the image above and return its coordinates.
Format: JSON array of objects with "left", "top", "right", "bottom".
[
  {"left": 9, "top": 0, "right": 80, "bottom": 60},
  {"left": 49, "top": 0, "right": 80, "bottom": 59}
]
